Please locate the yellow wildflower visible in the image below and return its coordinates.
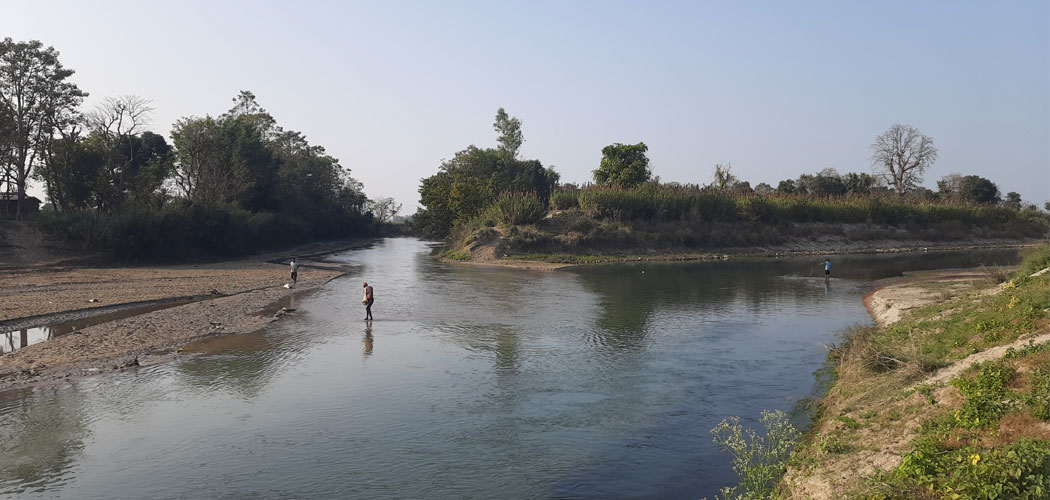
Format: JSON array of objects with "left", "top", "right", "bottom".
[{"left": 970, "top": 453, "right": 981, "bottom": 466}]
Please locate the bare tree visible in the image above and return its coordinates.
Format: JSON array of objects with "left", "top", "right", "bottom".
[
  {"left": 84, "top": 95, "right": 155, "bottom": 211},
  {"left": 366, "top": 197, "right": 402, "bottom": 224},
  {"left": 870, "top": 124, "right": 937, "bottom": 194}
]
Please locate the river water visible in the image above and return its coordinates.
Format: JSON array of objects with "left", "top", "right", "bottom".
[{"left": 0, "top": 239, "right": 1020, "bottom": 499}]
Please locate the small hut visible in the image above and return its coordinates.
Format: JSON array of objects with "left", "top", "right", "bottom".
[{"left": 0, "top": 194, "right": 41, "bottom": 219}]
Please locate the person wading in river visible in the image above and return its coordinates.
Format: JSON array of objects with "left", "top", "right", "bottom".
[
  {"left": 362, "top": 282, "right": 374, "bottom": 321},
  {"left": 290, "top": 257, "right": 300, "bottom": 286},
  {"left": 824, "top": 258, "right": 831, "bottom": 284}
]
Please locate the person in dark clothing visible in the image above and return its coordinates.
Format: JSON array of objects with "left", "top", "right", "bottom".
[{"left": 362, "top": 282, "right": 374, "bottom": 320}]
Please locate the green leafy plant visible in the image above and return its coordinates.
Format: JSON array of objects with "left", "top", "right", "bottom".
[{"left": 707, "top": 410, "right": 801, "bottom": 500}]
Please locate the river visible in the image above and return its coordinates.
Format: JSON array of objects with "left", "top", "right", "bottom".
[{"left": 0, "top": 238, "right": 1020, "bottom": 499}]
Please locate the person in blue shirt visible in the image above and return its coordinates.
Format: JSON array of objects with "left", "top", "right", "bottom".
[{"left": 824, "top": 259, "right": 831, "bottom": 284}]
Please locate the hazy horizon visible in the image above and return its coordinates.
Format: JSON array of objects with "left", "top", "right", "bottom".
[{"left": 4, "top": 1, "right": 1048, "bottom": 210}]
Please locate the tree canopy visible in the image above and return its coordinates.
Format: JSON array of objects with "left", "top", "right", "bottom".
[
  {"left": 0, "top": 38, "right": 86, "bottom": 218},
  {"left": 416, "top": 108, "right": 557, "bottom": 239},
  {"left": 593, "top": 142, "right": 651, "bottom": 187}
]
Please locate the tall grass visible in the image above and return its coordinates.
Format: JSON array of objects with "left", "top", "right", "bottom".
[
  {"left": 573, "top": 185, "right": 1048, "bottom": 232},
  {"left": 489, "top": 192, "right": 547, "bottom": 225}
]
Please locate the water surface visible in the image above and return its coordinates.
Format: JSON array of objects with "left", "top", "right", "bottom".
[{"left": 0, "top": 239, "right": 1020, "bottom": 499}]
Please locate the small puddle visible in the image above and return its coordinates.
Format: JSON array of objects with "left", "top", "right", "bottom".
[{"left": 1, "top": 299, "right": 196, "bottom": 355}]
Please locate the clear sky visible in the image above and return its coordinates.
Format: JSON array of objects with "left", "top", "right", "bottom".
[{"left": 4, "top": 0, "right": 1048, "bottom": 210}]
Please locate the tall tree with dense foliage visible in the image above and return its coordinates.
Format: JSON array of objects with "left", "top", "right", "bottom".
[
  {"left": 493, "top": 107, "right": 523, "bottom": 159},
  {"left": 870, "top": 124, "right": 937, "bottom": 194},
  {"left": 416, "top": 109, "right": 556, "bottom": 239},
  {"left": 957, "top": 175, "right": 1000, "bottom": 205},
  {"left": 0, "top": 38, "right": 86, "bottom": 218},
  {"left": 593, "top": 142, "right": 651, "bottom": 187}
]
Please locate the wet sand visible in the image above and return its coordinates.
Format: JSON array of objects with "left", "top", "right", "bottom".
[{"left": 0, "top": 257, "right": 348, "bottom": 392}]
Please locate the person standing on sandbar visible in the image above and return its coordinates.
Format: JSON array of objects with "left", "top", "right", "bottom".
[
  {"left": 362, "top": 282, "right": 374, "bottom": 320},
  {"left": 290, "top": 257, "right": 300, "bottom": 286}
]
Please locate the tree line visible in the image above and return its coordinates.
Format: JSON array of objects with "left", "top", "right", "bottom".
[
  {"left": 417, "top": 111, "right": 1045, "bottom": 240},
  {"left": 1, "top": 38, "right": 398, "bottom": 259}
]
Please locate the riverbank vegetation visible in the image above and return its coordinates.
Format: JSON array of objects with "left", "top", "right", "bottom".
[
  {"left": 419, "top": 110, "right": 1047, "bottom": 261},
  {"left": 777, "top": 244, "right": 1050, "bottom": 498},
  {"left": 1, "top": 39, "right": 395, "bottom": 261}
]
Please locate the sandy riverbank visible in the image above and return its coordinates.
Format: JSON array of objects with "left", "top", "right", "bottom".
[{"left": 0, "top": 253, "right": 353, "bottom": 392}]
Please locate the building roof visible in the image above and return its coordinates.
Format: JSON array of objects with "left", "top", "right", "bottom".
[{"left": 0, "top": 194, "right": 41, "bottom": 202}]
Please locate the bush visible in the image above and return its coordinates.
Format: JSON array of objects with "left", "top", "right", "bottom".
[
  {"left": 707, "top": 410, "right": 801, "bottom": 500},
  {"left": 894, "top": 437, "right": 1050, "bottom": 499}
]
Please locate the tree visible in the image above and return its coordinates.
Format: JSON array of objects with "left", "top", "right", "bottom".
[
  {"left": 493, "top": 108, "right": 523, "bottom": 159},
  {"left": 776, "top": 179, "right": 797, "bottom": 194},
  {"left": 1003, "top": 192, "right": 1022, "bottom": 210},
  {"left": 870, "top": 124, "right": 937, "bottom": 194},
  {"left": 712, "top": 163, "right": 737, "bottom": 192},
  {"left": 170, "top": 115, "right": 231, "bottom": 204},
  {"left": 754, "top": 182, "right": 774, "bottom": 195},
  {"left": 957, "top": 175, "right": 1000, "bottom": 205},
  {"left": 0, "top": 38, "right": 86, "bottom": 218},
  {"left": 844, "top": 172, "right": 877, "bottom": 194},
  {"left": 83, "top": 95, "right": 169, "bottom": 211},
  {"left": 593, "top": 142, "right": 650, "bottom": 187},
  {"left": 366, "top": 197, "right": 402, "bottom": 224},
  {"left": 936, "top": 173, "right": 963, "bottom": 196},
  {"left": 33, "top": 132, "right": 102, "bottom": 210}
]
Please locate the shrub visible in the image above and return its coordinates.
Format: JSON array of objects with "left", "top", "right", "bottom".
[
  {"left": 707, "top": 410, "right": 801, "bottom": 500},
  {"left": 894, "top": 437, "right": 1050, "bottom": 499},
  {"left": 951, "top": 361, "right": 1015, "bottom": 428}
]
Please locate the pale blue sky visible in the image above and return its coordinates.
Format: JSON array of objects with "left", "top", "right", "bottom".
[{"left": 4, "top": 1, "right": 1048, "bottom": 209}]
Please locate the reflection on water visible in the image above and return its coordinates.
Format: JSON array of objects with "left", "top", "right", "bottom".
[
  {"left": 363, "top": 321, "right": 374, "bottom": 357},
  {"left": 0, "top": 239, "right": 1021, "bottom": 499}
]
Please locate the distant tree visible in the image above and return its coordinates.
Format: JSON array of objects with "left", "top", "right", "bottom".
[
  {"left": 0, "top": 38, "right": 86, "bottom": 218},
  {"left": 34, "top": 132, "right": 103, "bottom": 210},
  {"left": 958, "top": 175, "right": 1000, "bottom": 205},
  {"left": 593, "top": 142, "right": 650, "bottom": 187},
  {"left": 493, "top": 108, "right": 523, "bottom": 160},
  {"left": 905, "top": 187, "right": 937, "bottom": 201},
  {"left": 754, "top": 182, "right": 774, "bottom": 195},
  {"left": 83, "top": 96, "right": 172, "bottom": 211},
  {"left": 170, "top": 115, "right": 231, "bottom": 204},
  {"left": 1045, "top": 201, "right": 1050, "bottom": 212},
  {"left": 870, "top": 124, "right": 937, "bottom": 194},
  {"left": 937, "top": 173, "right": 963, "bottom": 196},
  {"left": 844, "top": 172, "right": 877, "bottom": 194},
  {"left": 418, "top": 146, "right": 556, "bottom": 238},
  {"left": 367, "top": 197, "right": 402, "bottom": 224},
  {"left": 810, "top": 168, "right": 846, "bottom": 196},
  {"left": 776, "top": 179, "right": 797, "bottom": 194},
  {"left": 711, "top": 163, "right": 737, "bottom": 192},
  {"left": 1003, "top": 192, "right": 1022, "bottom": 210}
]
